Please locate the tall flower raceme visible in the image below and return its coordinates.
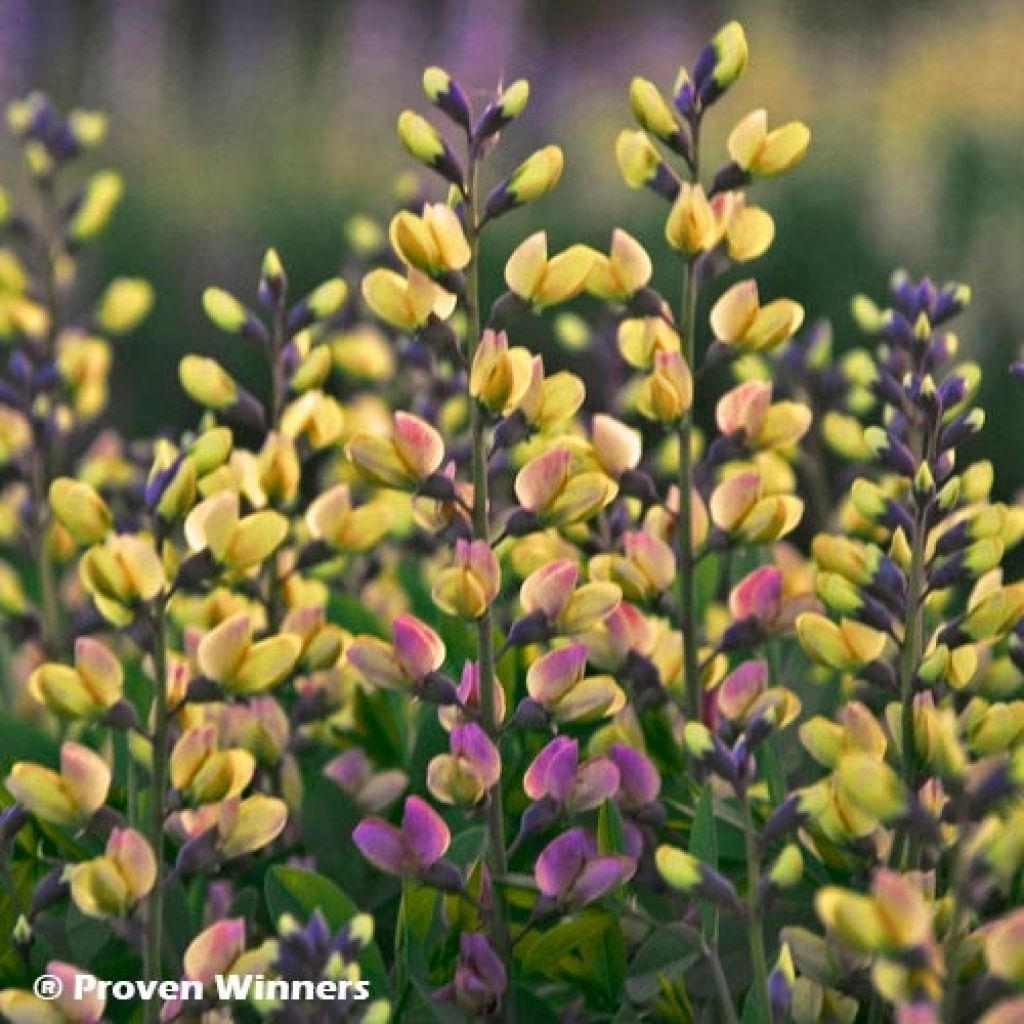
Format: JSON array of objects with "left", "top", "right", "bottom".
[
  {"left": 0, "top": 93, "right": 153, "bottom": 664},
  {"left": 763, "top": 273, "right": 1024, "bottom": 1023}
]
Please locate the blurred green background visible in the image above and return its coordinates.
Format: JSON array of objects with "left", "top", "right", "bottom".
[{"left": 2, "top": 0, "right": 1023, "bottom": 494}]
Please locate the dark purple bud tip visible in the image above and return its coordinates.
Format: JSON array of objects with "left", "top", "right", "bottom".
[
  {"left": 30, "top": 868, "right": 69, "bottom": 917},
  {"left": 173, "top": 549, "right": 218, "bottom": 591},
  {"left": 697, "top": 864, "right": 741, "bottom": 911},
  {"left": 231, "top": 389, "right": 267, "bottom": 432},
  {"left": 517, "top": 796, "right": 562, "bottom": 840},
  {"left": 1012, "top": 361, "right": 1024, "bottom": 385},
  {"left": 618, "top": 469, "right": 659, "bottom": 504},
  {"left": 626, "top": 287, "right": 668, "bottom": 319},
  {"left": 768, "top": 966, "right": 793, "bottom": 1023},
  {"left": 759, "top": 794, "right": 803, "bottom": 850},
  {"left": 0, "top": 804, "right": 30, "bottom": 848},
  {"left": 719, "top": 615, "right": 763, "bottom": 652},
  {"left": 418, "top": 472, "right": 458, "bottom": 503},
  {"left": 294, "top": 539, "right": 333, "bottom": 570},
  {"left": 186, "top": 675, "right": 224, "bottom": 703},
  {"left": 504, "top": 508, "right": 541, "bottom": 537},
  {"left": 709, "top": 162, "right": 749, "bottom": 197},
  {"left": 101, "top": 699, "right": 141, "bottom": 731},
  {"left": 633, "top": 801, "right": 666, "bottom": 828},
  {"left": 513, "top": 697, "right": 550, "bottom": 730},
  {"left": 492, "top": 411, "right": 530, "bottom": 450},
  {"left": 285, "top": 299, "right": 313, "bottom": 335},
  {"left": 506, "top": 609, "right": 552, "bottom": 647},
  {"left": 175, "top": 828, "right": 221, "bottom": 876},
  {"left": 487, "top": 290, "right": 529, "bottom": 329},
  {"left": 419, "top": 859, "right": 465, "bottom": 894},
  {"left": 417, "top": 671, "right": 460, "bottom": 706}
]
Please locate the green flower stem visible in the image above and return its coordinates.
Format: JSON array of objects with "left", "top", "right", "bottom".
[
  {"left": 677, "top": 256, "right": 701, "bottom": 723},
  {"left": 143, "top": 596, "right": 169, "bottom": 1021},
  {"left": 463, "top": 147, "right": 512, "bottom": 1007},
  {"left": 33, "top": 184, "right": 64, "bottom": 655},
  {"left": 677, "top": 126, "right": 702, "bottom": 724},
  {"left": 264, "top": 304, "right": 286, "bottom": 630},
  {"left": 740, "top": 786, "right": 770, "bottom": 1022}
]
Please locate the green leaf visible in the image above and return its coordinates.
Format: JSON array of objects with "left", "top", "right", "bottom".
[
  {"left": 0, "top": 715, "right": 59, "bottom": 768},
  {"left": 597, "top": 799, "right": 627, "bottom": 856},
  {"left": 523, "top": 912, "right": 611, "bottom": 973},
  {"left": 327, "top": 593, "right": 387, "bottom": 637},
  {"left": 580, "top": 914, "right": 626, "bottom": 1008},
  {"left": 689, "top": 787, "right": 719, "bottom": 939},
  {"left": 626, "top": 930, "right": 700, "bottom": 1003}
]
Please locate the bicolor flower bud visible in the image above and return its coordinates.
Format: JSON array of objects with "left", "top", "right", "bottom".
[
  {"left": 526, "top": 642, "right": 626, "bottom": 723},
  {"left": 94, "top": 277, "right": 154, "bottom": 335},
  {"left": 5, "top": 741, "right": 111, "bottom": 829},
  {"left": 49, "top": 477, "right": 112, "bottom": 545},
  {"left": 515, "top": 447, "right": 618, "bottom": 527},
  {"left": 69, "top": 827, "right": 156, "bottom": 918},
  {"left": 709, "top": 471, "right": 803, "bottom": 544},
  {"left": 469, "top": 329, "right": 533, "bottom": 414},
  {"left": 28, "top": 639, "right": 123, "bottom": 720},
  {"left": 347, "top": 411, "right": 445, "bottom": 490},
  {"left": 397, "top": 110, "right": 463, "bottom": 187},
  {"left": 170, "top": 725, "right": 255, "bottom": 803},
  {"left": 636, "top": 350, "right": 694, "bottom": 423},
  {"left": 427, "top": 723, "right": 501, "bottom": 806},
  {"left": 519, "top": 559, "right": 621, "bottom": 636},
  {"left": 710, "top": 280, "right": 805, "bottom": 352},
  {"left": 432, "top": 538, "right": 501, "bottom": 620},
  {"left": 615, "top": 129, "right": 679, "bottom": 199},
  {"left": 354, "top": 795, "right": 450, "bottom": 877},
  {"left": 535, "top": 828, "right": 634, "bottom": 907},
  {"left": 505, "top": 231, "right": 597, "bottom": 309},
  {"left": 485, "top": 145, "right": 564, "bottom": 221},
  {"left": 179, "top": 355, "right": 239, "bottom": 410},
  {"left": 347, "top": 613, "right": 446, "bottom": 692},
  {"left": 422, "top": 66, "right": 472, "bottom": 130},
  {"left": 696, "top": 21, "right": 748, "bottom": 102},
  {"left": 727, "top": 109, "right": 810, "bottom": 177}
]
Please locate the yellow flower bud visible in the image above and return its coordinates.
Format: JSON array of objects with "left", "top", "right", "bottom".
[
  {"left": 202, "top": 286, "right": 248, "bottom": 334},
  {"left": 67, "top": 170, "right": 123, "bottom": 241},
  {"left": 49, "top": 477, "right": 112, "bottom": 545},
  {"left": 94, "top": 278, "right": 154, "bottom": 335},
  {"left": 505, "top": 232, "right": 597, "bottom": 309},
  {"left": 665, "top": 183, "right": 718, "bottom": 254},
  {"left": 179, "top": 355, "right": 239, "bottom": 410},
  {"left": 629, "top": 78, "right": 678, "bottom": 141},
  {"left": 728, "top": 109, "right": 810, "bottom": 177}
]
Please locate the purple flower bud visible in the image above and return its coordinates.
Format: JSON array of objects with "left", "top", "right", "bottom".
[
  {"left": 607, "top": 745, "right": 661, "bottom": 809},
  {"left": 535, "top": 828, "right": 634, "bottom": 907},
  {"left": 437, "top": 932, "right": 507, "bottom": 1016},
  {"left": 353, "top": 795, "right": 450, "bottom": 877}
]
